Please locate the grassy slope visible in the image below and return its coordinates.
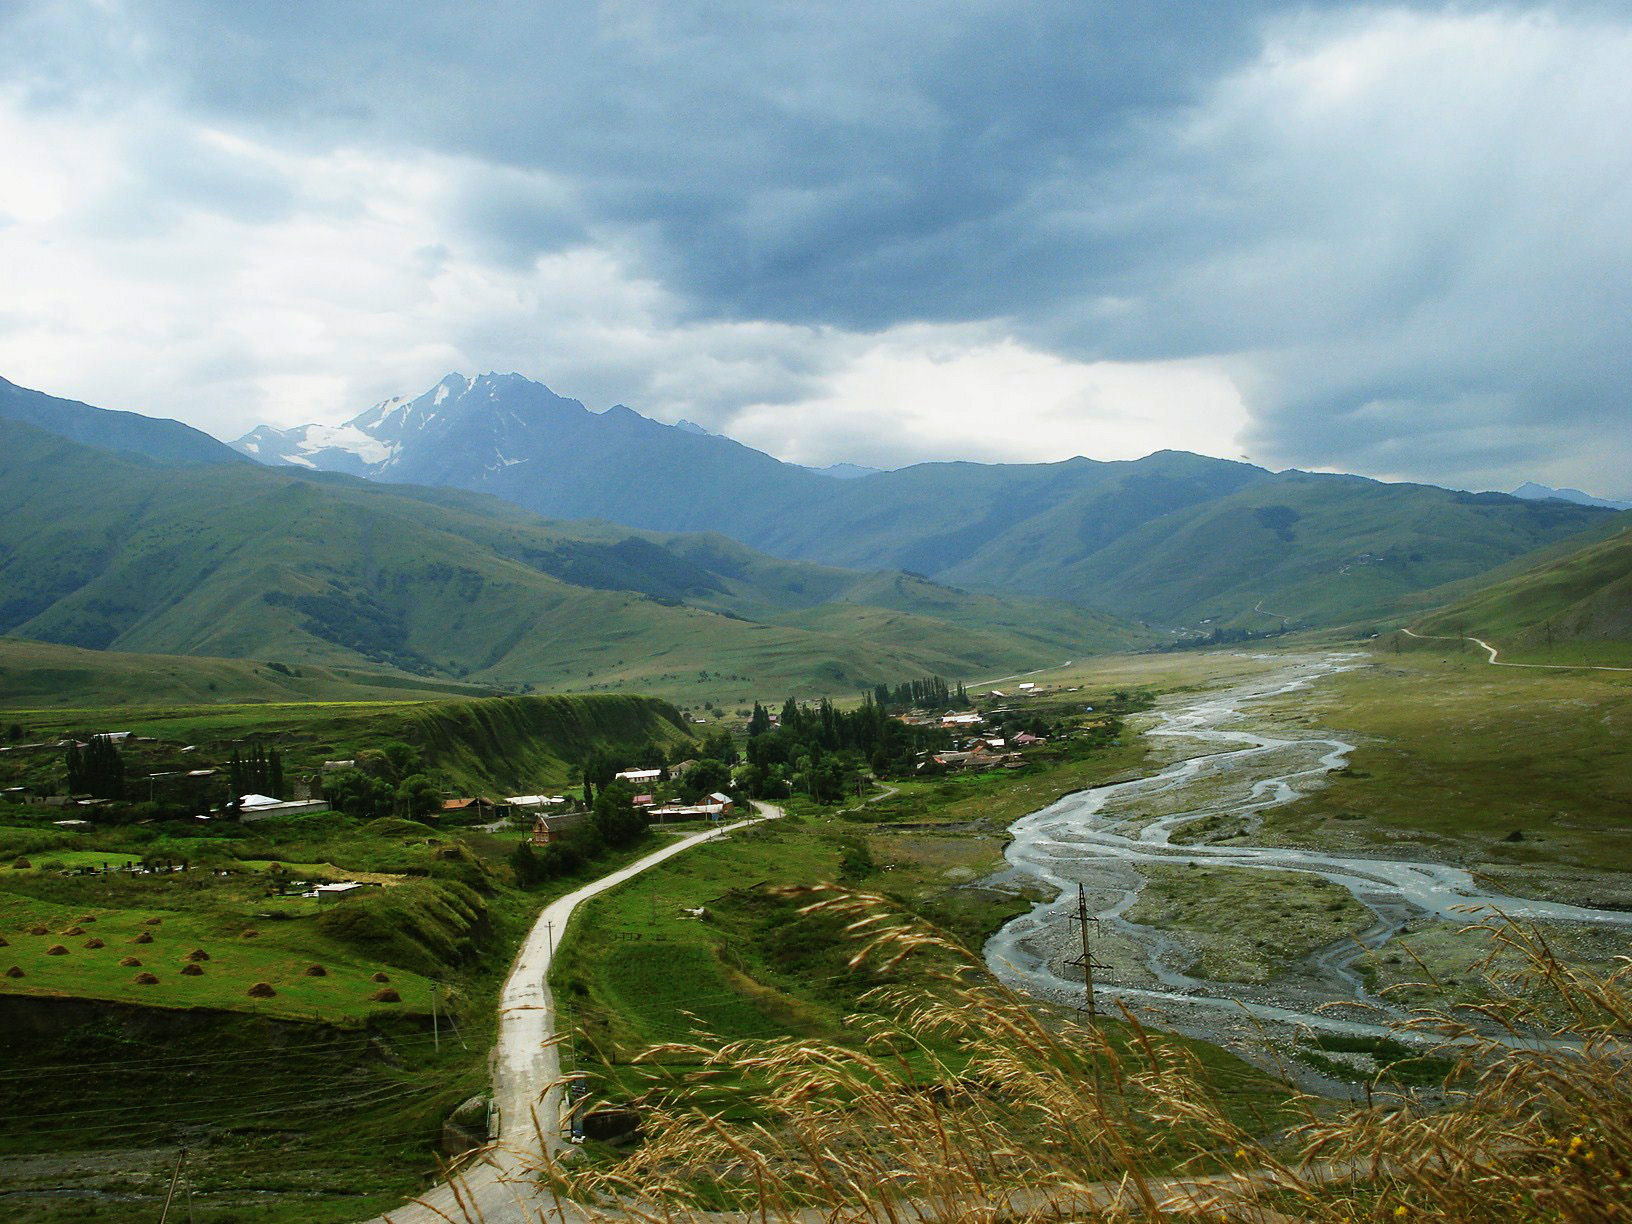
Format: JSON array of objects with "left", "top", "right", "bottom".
[
  {"left": 0, "top": 419, "right": 1144, "bottom": 703},
  {"left": 1413, "top": 523, "right": 1632, "bottom": 662},
  {"left": 0, "top": 636, "right": 503, "bottom": 708},
  {"left": 1040, "top": 473, "right": 1615, "bottom": 629}
]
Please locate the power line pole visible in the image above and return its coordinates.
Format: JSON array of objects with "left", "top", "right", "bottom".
[
  {"left": 1066, "top": 884, "right": 1107, "bottom": 1023},
  {"left": 159, "top": 1148, "right": 186, "bottom": 1223},
  {"left": 431, "top": 980, "right": 439, "bottom": 1053}
]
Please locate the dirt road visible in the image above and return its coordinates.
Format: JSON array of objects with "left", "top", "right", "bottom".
[{"left": 368, "top": 804, "right": 784, "bottom": 1224}]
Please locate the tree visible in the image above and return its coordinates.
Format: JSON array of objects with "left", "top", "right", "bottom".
[
  {"left": 747, "top": 702, "right": 771, "bottom": 737},
  {"left": 591, "top": 782, "right": 647, "bottom": 849},
  {"left": 680, "top": 758, "right": 733, "bottom": 802},
  {"left": 6, "top": 723, "right": 21, "bottom": 742},
  {"left": 395, "top": 774, "right": 443, "bottom": 820}
]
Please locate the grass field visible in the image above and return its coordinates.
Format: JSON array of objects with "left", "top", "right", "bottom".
[
  {"left": 0, "top": 891, "right": 436, "bottom": 1021},
  {"left": 1246, "top": 643, "right": 1632, "bottom": 889}
]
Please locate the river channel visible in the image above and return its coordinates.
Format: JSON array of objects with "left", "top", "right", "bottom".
[{"left": 983, "top": 652, "right": 1632, "bottom": 1053}]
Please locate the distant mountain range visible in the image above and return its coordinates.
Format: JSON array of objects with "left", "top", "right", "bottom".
[
  {"left": 1510, "top": 481, "right": 1632, "bottom": 513},
  {"left": 1, "top": 374, "right": 245, "bottom": 467},
  {"left": 230, "top": 371, "right": 1622, "bottom": 630},
  {"left": 0, "top": 410, "right": 1140, "bottom": 699}
]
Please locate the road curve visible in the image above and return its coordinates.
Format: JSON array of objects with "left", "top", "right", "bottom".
[
  {"left": 369, "top": 804, "right": 784, "bottom": 1224},
  {"left": 1401, "top": 626, "right": 1632, "bottom": 672}
]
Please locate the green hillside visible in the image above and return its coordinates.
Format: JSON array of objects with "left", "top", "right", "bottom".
[
  {"left": 0, "top": 420, "right": 1138, "bottom": 701},
  {"left": 0, "top": 637, "right": 503, "bottom": 708},
  {"left": 1030, "top": 473, "right": 1616, "bottom": 630},
  {"left": 1415, "top": 524, "right": 1632, "bottom": 661}
]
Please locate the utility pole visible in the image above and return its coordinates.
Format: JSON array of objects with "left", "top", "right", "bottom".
[
  {"left": 159, "top": 1148, "right": 186, "bottom": 1223},
  {"left": 1066, "top": 884, "right": 1107, "bottom": 1023},
  {"left": 431, "top": 980, "right": 439, "bottom": 1053}
]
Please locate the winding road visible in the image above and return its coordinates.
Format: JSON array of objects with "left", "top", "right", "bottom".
[
  {"left": 1400, "top": 626, "right": 1632, "bottom": 672},
  {"left": 369, "top": 805, "right": 783, "bottom": 1224},
  {"left": 984, "top": 652, "right": 1632, "bottom": 1046}
]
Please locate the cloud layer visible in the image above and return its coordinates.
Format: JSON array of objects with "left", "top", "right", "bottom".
[{"left": 0, "top": 1, "right": 1628, "bottom": 493}]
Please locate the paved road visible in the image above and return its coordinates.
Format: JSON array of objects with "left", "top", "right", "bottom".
[
  {"left": 367, "top": 804, "right": 784, "bottom": 1224},
  {"left": 1401, "top": 626, "right": 1632, "bottom": 672}
]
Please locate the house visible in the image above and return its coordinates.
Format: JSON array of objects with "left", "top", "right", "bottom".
[
  {"left": 668, "top": 759, "right": 699, "bottom": 778},
  {"left": 532, "top": 810, "right": 590, "bottom": 845},
  {"left": 648, "top": 794, "right": 732, "bottom": 821},
  {"left": 939, "top": 712, "right": 983, "bottom": 728},
  {"left": 506, "top": 794, "right": 568, "bottom": 811},
  {"left": 441, "top": 797, "right": 497, "bottom": 816},
  {"left": 632, "top": 794, "right": 656, "bottom": 809},
  {"left": 707, "top": 792, "right": 735, "bottom": 815},
  {"left": 614, "top": 768, "right": 662, "bottom": 787},
  {"left": 1013, "top": 732, "right": 1044, "bottom": 746},
  {"left": 321, "top": 759, "right": 357, "bottom": 771},
  {"left": 236, "top": 795, "right": 330, "bottom": 822}
]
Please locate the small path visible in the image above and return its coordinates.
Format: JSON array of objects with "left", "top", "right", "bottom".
[
  {"left": 368, "top": 805, "right": 784, "bottom": 1224},
  {"left": 1400, "top": 627, "right": 1632, "bottom": 673}
]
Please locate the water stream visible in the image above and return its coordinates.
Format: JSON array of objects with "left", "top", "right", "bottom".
[{"left": 984, "top": 653, "right": 1632, "bottom": 1044}]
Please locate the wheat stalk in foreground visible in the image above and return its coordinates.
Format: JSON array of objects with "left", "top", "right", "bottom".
[{"left": 532, "top": 890, "right": 1631, "bottom": 1222}]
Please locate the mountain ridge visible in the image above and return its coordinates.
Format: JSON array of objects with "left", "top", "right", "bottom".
[{"left": 229, "top": 371, "right": 1616, "bottom": 630}]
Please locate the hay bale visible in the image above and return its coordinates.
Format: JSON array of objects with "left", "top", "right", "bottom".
[
  {"left": 119, "top": 956, "right": 141, "bottom": 967},
  {"left": 4, "top": 966, "right": 22, "bottom": 978},
  {"left": 11, "top": 857, "right": 29, "bottom": 869},
  {"left": 75, "top": 915, "right": 95, "bottom": 924},
  {"left": 28, "top": 925, "right": 48, "bottom": 936},
  {"left": 83, "top": 938, "right": 104, "bottom": 949},
  {"left": 185, "top": 948, "right": 210, "bottom": 962},
  {"left": 132, "top": 972, "right": 160, "bottom": 985},
  {"left": 303, "top": 964, "right": 327, "bottom": 977},
  {"left": 369, "top": 987, "right": 401, "bottom": 1003},
  {"left": 180, "top": 963, "right": 204, "bottom": 977},
  {"left": 372, "top": 971, "right": 391, "bottom": 983},
  {"left": 45, "top": 944, "right": 68, "bottom": 956},
  {"left": 239, "top": 929, "right": 259, "bottom": 939},
  {"left": 132, "top": 931, "right": 154, "bottom": 944},
  {"left": 142, "top": 916, "right": 162, "bottom": 926},
  {"left": 62, "top": 925, "right": 84, "bottom": 936},
  {"left": 246, "top": 982, "right": 276, "bottom": 998}
]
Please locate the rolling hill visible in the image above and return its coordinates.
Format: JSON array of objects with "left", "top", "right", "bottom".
[
  {"left": 231, "top": 371, "right": 1617, "bottom": 629},
  {"left": 0, "top": 417, "right": 1141, "bottom": 701},
  {"left": 1414, "top": 525, "right": 1632, "bottom": 661}
]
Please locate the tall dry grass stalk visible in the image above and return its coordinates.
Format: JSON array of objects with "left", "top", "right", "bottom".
[{"left": 533, "top": 890, "right": 1630, "bottom": 1222}]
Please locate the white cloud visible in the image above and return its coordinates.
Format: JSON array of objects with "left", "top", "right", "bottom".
[{"left": 724, "top": 328, "right": 1246, "bottom": 468}]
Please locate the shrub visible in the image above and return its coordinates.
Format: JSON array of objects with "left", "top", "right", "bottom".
[
  {"left": 185, "top": 948, "right": 210, "bottom": 961},
  {"left": 247, "top": 982, "right": 275, "bottom": 998},
  {"left": 142, "top": 916, "right": 162, "bottom": 926},
  {"left": 132, "top": 931, "right": 153, "bottom": 944},
  {"left": 4, "top": 966, "right": 22, "bottom": 978},
  {"left": 372, "top": 972, "right": 390, "bottom": 983},
  {"left": 11, "top": 857, "right": 29, "bottom": 869},
  {"left": 369, "top": 987, "right": 401, "bottom": 1003},
  {"left": 118, "top": 956, "right": 141, "bottom": 966},
  {"left": 45, "top": 944, "right": 67, "bottom": 956},
  {"left": 83, "top": 938, "right": 103, "bottom": 949},
  {"left": 62, "top": 925, "right": 84, "bottom": 936},
  {"left": 180, "top": 963, "right": 204, "bottom": 977},
  {"left": 132, "top": 972, "right": 158, "bottom": 985},
  {"left": 28, "top": 925, "right": 47, "bottom": 936},
  {"left": 304, "top": 964, "right": 327, "bottom": 977}
]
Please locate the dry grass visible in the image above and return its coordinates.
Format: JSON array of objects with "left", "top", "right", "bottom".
[{"left": 533, "top": 890, "right": 1629, "bottom": 1223}]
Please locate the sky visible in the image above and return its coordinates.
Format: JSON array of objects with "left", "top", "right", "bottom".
[{"left": 0, "top": 1, "right": 1629, "bottom": 494}]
